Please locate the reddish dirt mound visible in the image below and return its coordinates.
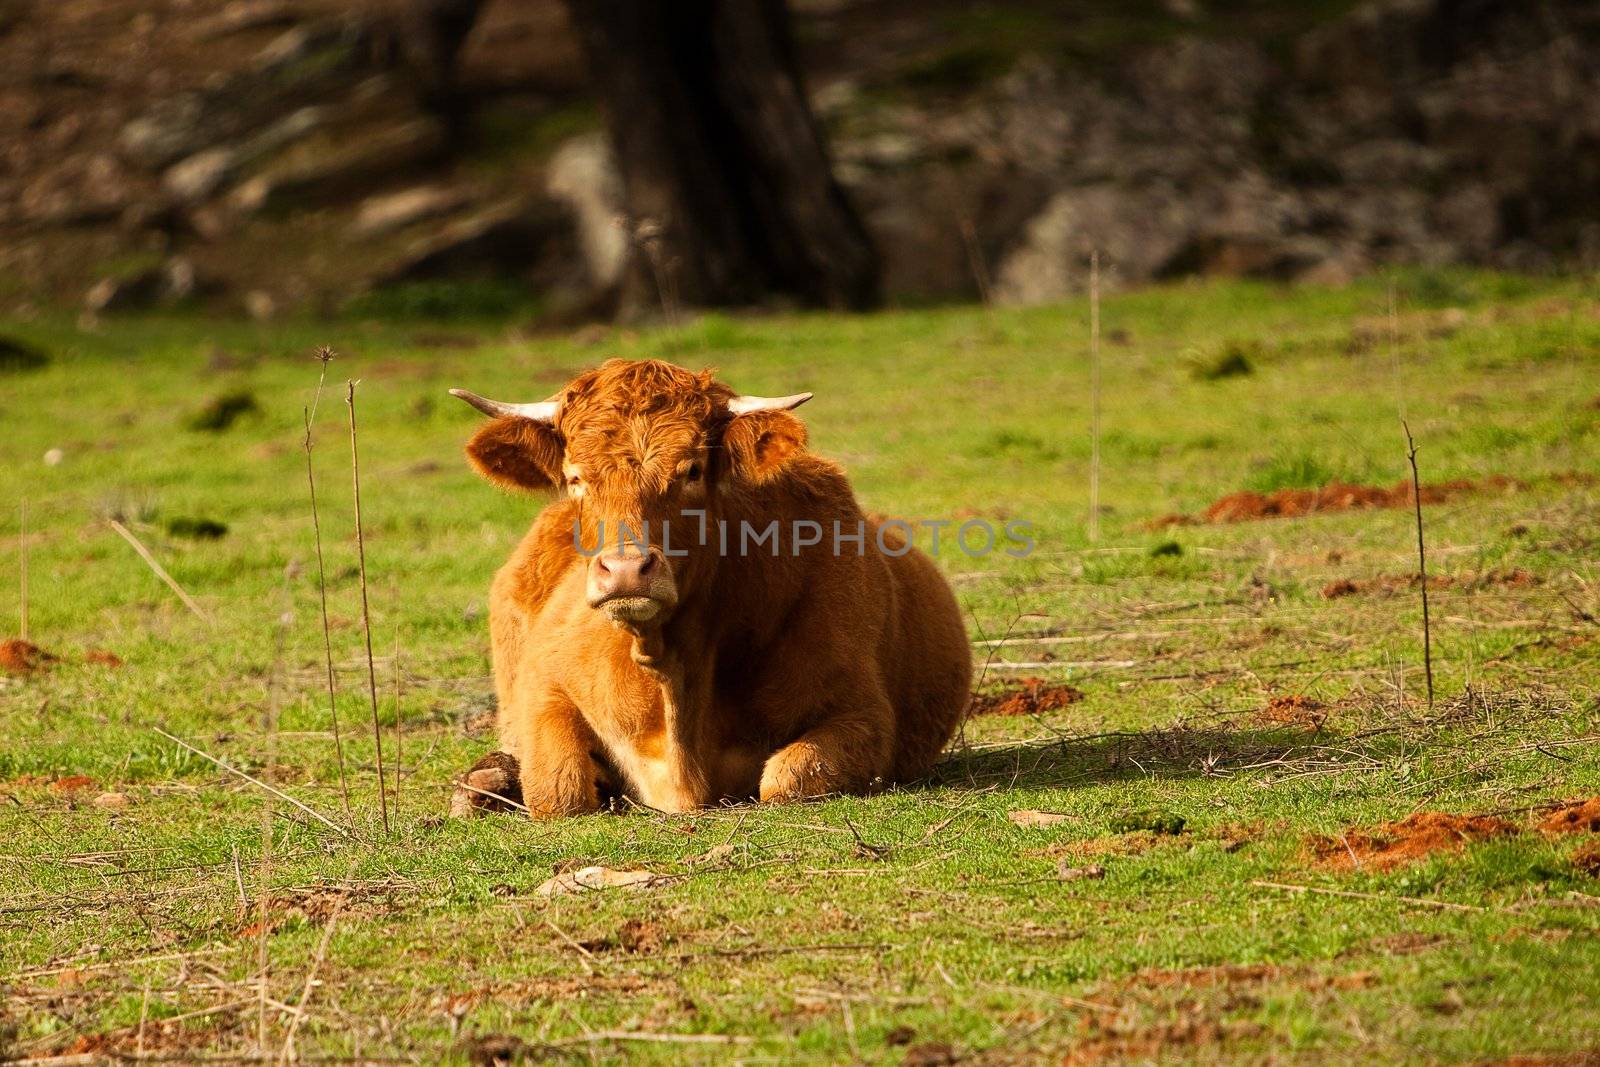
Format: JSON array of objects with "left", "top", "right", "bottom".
[
  {"left": 1572, "top": 842, "right": 1600, "bottom": 878},
  {"left": 1322, "top": 569, "right": 1535, "bottom": 599},
  {"left": 1153, "top": 476, "right": 1513, "bottom": 527},
  {"left": 1538, "top": 798, "right": 1600, "bottom": 835},
  {"left": 1132, "top": 963, "right": 1375, "bottom": 991},
  {"left": 970, "top": 678, "right": 1085, "bottom": 717},
  {"left": 84, "top": 648, "right": 125, "bottom": 667},
  {"left": 1065, "top": 1014, "right": 1264, "bottom": 1066},
  {"left": 1, "top": 638, "right": 58, "bottom": 674},
  {"left": 1311, "top": 811, "right": 1518, "bottom": 870},
  {"left": 1260, "top": 694, "right": 1327, "bottom": 730}
]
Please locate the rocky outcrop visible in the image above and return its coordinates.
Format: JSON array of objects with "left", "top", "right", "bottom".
[{"left": 824, "top": 0, "right": 1600, "bottom": 303}]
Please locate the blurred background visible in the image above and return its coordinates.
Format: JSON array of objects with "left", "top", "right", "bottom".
[{"left": 2, "top": 0, "right": 1596, "bottom": 323}]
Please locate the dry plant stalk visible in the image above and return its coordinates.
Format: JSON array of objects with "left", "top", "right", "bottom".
[
  {"left": 18, "top": 499, "right": 27, "bottom": 642},
  {"left": 303, "top": 348, "right": 351, "bottom": 818},
  {"left": 1088, "top": 249, "right": 1102, "bottom": 543},
  {"left": 346, "top": 379, "right": 390, "bottom": 834},
  {"left": 277, "top": 857, "right": 358, "bottom": 1065},
  {"left": 960, "top": 217, "right": 993, "bottom": 306},
  {"left": 154, "top": 728, "right": 349, "bottom": 836},
  {"left": 257, "top": 601, "right": 290, "bottom": 1053},
  {"left": 392, "top": 627, "right": 403, "bottom": 821},
  {"left": 109, "top": 518, "right": 212, "bottom": 623},
  {"left": 634, "top": 217, "right": 680, "bottom": 326},
  {"left": 1403, "top": 420, "right": 1435, "bottom": 707}
]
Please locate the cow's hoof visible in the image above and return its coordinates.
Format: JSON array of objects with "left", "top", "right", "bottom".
[{"left": 449, "top": 751, "right": 524, "bottom": 817}]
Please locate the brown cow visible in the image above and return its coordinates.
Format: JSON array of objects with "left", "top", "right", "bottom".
[{"left": 448, "top": 359, "right": 970, "bottom": 817}]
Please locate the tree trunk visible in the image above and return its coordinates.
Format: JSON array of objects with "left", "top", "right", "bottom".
[{"left": 561, "top": 0, "right": 880, "bottom": 313}]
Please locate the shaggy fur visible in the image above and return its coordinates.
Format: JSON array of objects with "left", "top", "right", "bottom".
[{"left": 453, "top": 359, "right": 970, "bottom": 816}]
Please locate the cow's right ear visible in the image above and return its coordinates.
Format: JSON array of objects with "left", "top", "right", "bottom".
[{"left": 465, "top": 417, "right": 564, "bottom": 492}]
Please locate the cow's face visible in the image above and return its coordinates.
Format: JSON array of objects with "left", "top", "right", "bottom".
[{"left": 454, "top": 359, "right": 810, "bottom": 629}]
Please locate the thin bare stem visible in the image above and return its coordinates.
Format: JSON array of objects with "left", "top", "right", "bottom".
[
  {"left": 346, "top": 379, "right": 390, "bottom": 835},
  {"left": 1403, "top": 420, "right": 1435, "bottom": 707},
  {"left": 108, "top": 519, "right": 211, "bottom": 624},
  {"left": 959, "top": 217, "right": 992, "bottom": 307},
  {"left": 392, "top": 626, "right": 403, "bottom": 822},
  {"left": 152, "top": 728, "right": 349, "bottom": 837},
  {"left": 18, "top": 499, "right": 28, "bottom": 642},
  {"left": 1088, "top": 249, "right": 1102, "bottom": 543},
  {"left": 277, "top": 859, "right": 357, "bottom": 1065},
  {"left": 257, "top": 600, "right": 290, "bottom": 1054},
  {"left": 304, "top": 396, "right": 351, "bottom": 819},
  {"left": 1388, "top": 279, "right": 1405, "bottom": 424}
]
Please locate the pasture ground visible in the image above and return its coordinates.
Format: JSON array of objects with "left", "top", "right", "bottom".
[{"left": 2, "top": 271, "right": 1598, "bottom": 1064}]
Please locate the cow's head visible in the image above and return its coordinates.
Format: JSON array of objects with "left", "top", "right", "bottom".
[{"left": 453, "top": 359, "right": 811, "bottom": 629}]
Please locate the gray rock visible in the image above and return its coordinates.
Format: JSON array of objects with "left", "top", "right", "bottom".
[
  {"left": 120, "top": 17, "right": 372, "bottom": 169},
  {"left": 353, "top": 185, "right": 469, "bottom": 237},
  {"left": 163, "top": 147, "right": 238, "bottom": 204},
  {"left": 243, "top": 119, "right": 444, "bottom": 213},
  {"left": 994, "top": 184, "right": 1195, "bottom": 304},
  {"left": 545, "top": 133, "right": 627, "bottom": 290}
]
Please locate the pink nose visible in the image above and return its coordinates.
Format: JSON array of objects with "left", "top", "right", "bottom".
[{"left": 591, "top": 550, "right": 661, "bottom": 600}]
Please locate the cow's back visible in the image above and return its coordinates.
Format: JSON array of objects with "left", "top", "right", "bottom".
[{"left": 874, "top": 522, "right": 972, "bottom": 780}]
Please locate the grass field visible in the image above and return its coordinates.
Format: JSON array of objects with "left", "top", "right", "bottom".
[{"left": 2, "top": 270, "right": 1598, "bottom": 1065}]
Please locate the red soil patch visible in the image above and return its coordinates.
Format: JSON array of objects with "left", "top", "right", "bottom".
[
  {"left": 1132, "top": 963, "right": 1375, "bottom": 991},
  {"left": 48, "top": 775, "right": 98, "bottom": 795},
  {"left": 1311, "top": 811, "right": 1518, "bottom": 870},
  {"left": 1572, "top": 842, "right": 1600, "bottom": 878},
  {"left": 1153, "top": 476, "right": 1513, "bottom": 527},
  {"left": 1537, "top": 798, "right": 1600, "bottom": 835},
  {"left": 0, "top": 637, "right": 57, "bottom": 673},
  {"left": 1322, "top": 569, "right": 1535, "bottom": 599},
  {"left": 1260, "top": 694, "right": 1327, "bottom": 730},
  {"left": 970, "top": 678, "right": 1085, "bottom": 717},
  {"left": 84, "top": 648, "right": 124, "bottom": 667},
  {"left": 1065, "top": 1014, "right": 1264, "bottom": 1066}
]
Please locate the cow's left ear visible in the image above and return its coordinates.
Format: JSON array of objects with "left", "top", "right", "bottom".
[
  {"left": 723, "top": 410, "right": 808, "bottom": 484},
  {"left": 465, "top": 417, "right": 564, "bottom": 493}
]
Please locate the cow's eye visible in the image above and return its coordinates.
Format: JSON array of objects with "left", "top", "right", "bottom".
[{"left": 686, "top": 463, "right": 702, "bottom": 482}]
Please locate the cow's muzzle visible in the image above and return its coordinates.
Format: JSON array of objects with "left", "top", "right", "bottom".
[{"left": 585, "top": 548, "right": 677, "bottom": 625}]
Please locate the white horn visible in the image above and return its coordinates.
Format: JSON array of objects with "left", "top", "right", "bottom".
[
  {"left": 449, "top": 389, "right": 558, "bottom": 422},
  {"left": 728, "top": 391, "right": 812, "bottom": 415}
]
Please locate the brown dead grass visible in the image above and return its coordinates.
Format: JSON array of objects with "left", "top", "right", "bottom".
[
  {"left": 1310, "top": 812, "right": 1519, "bottom": 870},
  {"left": 970, "top": 678, "right": 1085, "bottom": 718}
]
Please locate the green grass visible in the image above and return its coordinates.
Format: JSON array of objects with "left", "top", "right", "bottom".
[{"left": 2, "top": 269, "right": 1598, "bottom": 1063}]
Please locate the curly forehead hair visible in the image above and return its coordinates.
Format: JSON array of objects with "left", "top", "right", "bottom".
[{"left": 557, "top": 359, "right": 734, "bottom": 430}]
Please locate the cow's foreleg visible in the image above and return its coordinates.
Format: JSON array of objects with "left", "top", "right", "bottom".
[
  {"left": 513, "top": 693, "right": 612, "bottom": 818},
  {"left": 758, "top": 697, "right": 895, "bottom": 803}
]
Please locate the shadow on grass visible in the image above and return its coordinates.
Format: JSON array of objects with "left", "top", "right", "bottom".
[{"left": 928, "top": 723, "right": 1409, "bottom": 792}]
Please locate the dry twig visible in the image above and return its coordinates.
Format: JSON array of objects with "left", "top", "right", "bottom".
[
  {"left": 346, "top": 379, "right": 390, "bottom": 834},
  {"left": 1403, "top": 420, "right": 1436, "bottom": 707},
  {"left": 1088, "top": 248, "right": 1102, "bottom": 543},
  {"left": 303, "top": 347, "right": 352, "bottom": 818},
  {"left": 109, "top": 519, "right": 211, "bottom": 623},
  {"left": 152, "top": 728, "right": 349, "bottom": 837}
]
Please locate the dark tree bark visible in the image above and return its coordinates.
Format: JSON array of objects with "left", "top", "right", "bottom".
[
  {"left": 397, "top": 0, "right": 485, "bottom": 127},
  {"left": 561, "top": 0, "right": 880, "bottom": 312}
]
